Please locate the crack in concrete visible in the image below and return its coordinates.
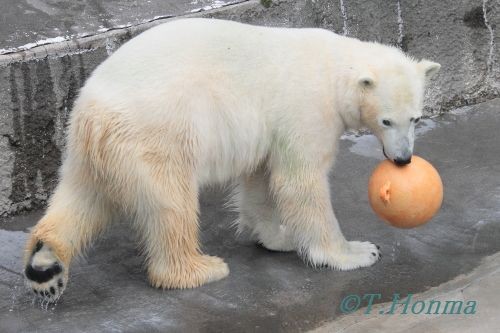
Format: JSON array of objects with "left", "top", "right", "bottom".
[{"left": 0, "top": 264, "right": 22, "bottom": 277}]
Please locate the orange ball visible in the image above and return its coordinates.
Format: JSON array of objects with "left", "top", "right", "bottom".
[{"left": 368, "top": 156, "right": 443, "bottom": 228}]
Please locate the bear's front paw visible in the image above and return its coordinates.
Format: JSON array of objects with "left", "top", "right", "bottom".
[
  {"left": 25, "top": 241, "right": 67, "bottom": 302},
  {"left": 306, "top": 240, "right": 381, "bottom": 270}
]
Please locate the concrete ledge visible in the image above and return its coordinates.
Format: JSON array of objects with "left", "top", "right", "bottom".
[{"left": 0, "top": 0, "right": 499, "bottom": 216}]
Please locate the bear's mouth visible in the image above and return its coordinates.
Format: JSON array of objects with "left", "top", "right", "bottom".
[{"left": 382, "top": 146, "right": 389, "bottom": 160}]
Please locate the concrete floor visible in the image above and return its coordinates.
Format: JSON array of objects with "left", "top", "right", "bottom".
[
  {"left": 0, "top": 0, "right": 246, "bottom": 53},
  {"left": 312, "top": 252, "right": 500, "bottom": 332},
  {"left": 1, "top": 98, "right": 500, "bottom": 332}
]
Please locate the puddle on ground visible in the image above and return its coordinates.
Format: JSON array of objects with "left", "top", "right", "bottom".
[
  {"left": 415, "top": 118, "right": 437, "bottom": 136},
  {"left": 0, "top": 228, "right": 63, "bottom": 312},
  {"left": 0, "top": 229, "right": 27, "bottom": 272},
  {"left": 0, "top": 229, "right": 31, "bottom": 313},
  {"left": 341, "top": 132, "right": 382, "bottom": 159}
]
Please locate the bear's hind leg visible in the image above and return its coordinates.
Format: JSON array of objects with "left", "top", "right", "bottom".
[
  {"left": 25, "top": 177, "right": 113, "bottom": 302},
  {"left": 136, "top": 169, "right": 229, "bottom": 289},
  {"left": 233, "top": 168, "right": 295, "bottom": 252}
]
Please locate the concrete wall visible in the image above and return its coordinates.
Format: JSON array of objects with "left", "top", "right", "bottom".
[{"left": 0, "top": 0, "right": 499, "bottom": 217}]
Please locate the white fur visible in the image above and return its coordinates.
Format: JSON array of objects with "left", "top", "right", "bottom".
[
  {"left": 74, "top": 18, "right": 439, "bottom": 269},
  {"left": 26, "top": 18, "right": 441, "bottom": 298}
]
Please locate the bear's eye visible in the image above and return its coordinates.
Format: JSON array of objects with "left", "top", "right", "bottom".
[
  {"left": 414, "top": 117, "right": 421, "bottom": 123},
  {"left": 382, "top": 119, "right": 392, "bottom": 126}
]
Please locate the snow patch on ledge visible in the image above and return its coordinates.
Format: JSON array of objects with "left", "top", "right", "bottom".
[
  {"left": 0, "top": 36, "right": 66, "bottom": 55},
  {"left": 190, "top": 0, "right": 237, "bottom": 13},
  {"left": 0, "top": 0, "right": 243, "bottom": 56}
]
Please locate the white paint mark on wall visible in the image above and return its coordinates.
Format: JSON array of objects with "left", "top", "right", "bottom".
[
  {"left": 339, "top": 0, "right": 349, "bottom": 36},
  {"left": 482, "top": 0, "right": 495, "bottom": 74},
  {"left": 105, "top": 38, "right": 116, "bottom": 56},
  {"left": 0, "top": 137, "right": 15, "bottom": 217},
  {"left": 53, "top": 106, "right": 67, "bottom": 152},
  {"left": 34, "top": 170, "right": 47, "bottom": 201},
  {"left": 396, "top": 0, "right": 404, "bottom": 48}
]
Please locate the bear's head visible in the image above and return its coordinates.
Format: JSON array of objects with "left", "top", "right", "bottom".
[{"left": 354, "top": 57, "right": 440, "bottom": 165}]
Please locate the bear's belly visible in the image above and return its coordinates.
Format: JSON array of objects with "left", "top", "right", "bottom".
[{"left": 195, "top": 111, "right": 270, "bottom": 186}]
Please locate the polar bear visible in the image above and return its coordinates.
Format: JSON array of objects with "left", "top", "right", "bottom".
[{"left": 24, "top": 18, "right": 440, "bottom": 301}]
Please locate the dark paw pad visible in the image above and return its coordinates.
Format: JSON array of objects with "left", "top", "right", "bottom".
[{"left": 25, "top": 262, "right": 62, "bottom": 283}]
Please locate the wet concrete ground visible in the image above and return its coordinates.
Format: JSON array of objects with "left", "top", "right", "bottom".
[
  {"left": 1, "top": 98, "right": 499, "bottom": 332},
  {"left": 313, "top": 252, "right": 500, "bottom": 332},
  {"left": 0, "top": 0, "right": 245, "bottom": 53}
]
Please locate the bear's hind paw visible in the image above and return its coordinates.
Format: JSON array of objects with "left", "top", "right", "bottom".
[{"left": 25, "top": 241, "right": 67, "bottom": 302}]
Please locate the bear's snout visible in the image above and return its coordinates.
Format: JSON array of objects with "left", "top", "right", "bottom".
[{"left": 394, "top": 156, "right": 412, "bottom": 166}]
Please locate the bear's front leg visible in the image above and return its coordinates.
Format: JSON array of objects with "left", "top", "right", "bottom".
[{"left": 270, "top": 167, "right": 381, "bottom": 270}]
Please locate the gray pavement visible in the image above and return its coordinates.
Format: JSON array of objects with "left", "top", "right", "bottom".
[
  {"left": 1, "top": 98, "right": 499, "bottom": 332},
  {"left": 0, "top": 0, "right": 246, "bottom": 53},
  {"left": 312, "top": 252, "right": 500, "bottom": 333}
]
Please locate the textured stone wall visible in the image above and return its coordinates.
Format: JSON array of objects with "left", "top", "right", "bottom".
[{"left": 0, "top": 0, "right": 499, "bottom": 216}]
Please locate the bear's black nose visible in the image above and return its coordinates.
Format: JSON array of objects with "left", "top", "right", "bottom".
[{"left": 394, "top": 157, "right": 412, "bottom": 166}]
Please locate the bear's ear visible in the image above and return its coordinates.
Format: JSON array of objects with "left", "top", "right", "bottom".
[
  {"left": 358, "top": 74, "right": 376, "bottom": 89},
  {"left": 419, "top": 60, "right": 441, "bottom": 80}
]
